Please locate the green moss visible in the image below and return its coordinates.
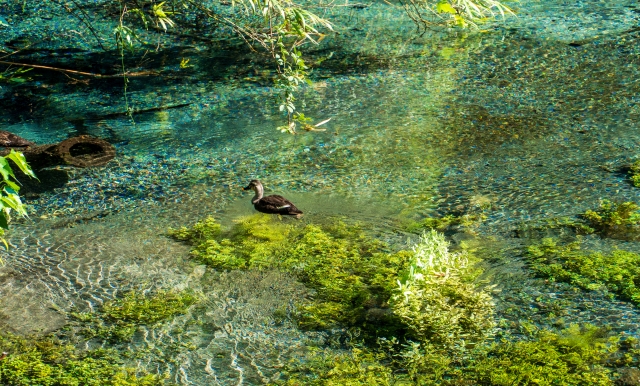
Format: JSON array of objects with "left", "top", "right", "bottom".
[
  {"left": 171, "top": 215, "right": 410, "bottom": 332},
  {"left": 170, "top": 216, "right": 495, "bottom": 347},
  {"left": 526, "top": 238, "right": 640, "bottom": 305},
  {"left": 460, "top": 324, "right": 616, "bottom": 386},
  {"left": 0, "top": 334, "right": 166, "bottom": 386},
  {"left": 281, "top": 347, "right": 395, "bottom": 386},
  {"left": 582, "top": 200, "right": 640, "bottom": 240},
  {"left": 168, "top": 217, "right": 221, "bottom": 242},
  {"left": 281, "top": 324, "right": 625, "bottom": 385},
  {"left": 70, "top": 290, "right": 199, "bottom": 343}
]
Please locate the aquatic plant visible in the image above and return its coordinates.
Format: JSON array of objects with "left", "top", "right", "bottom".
[
  {"left": 391, "top": 230, "right": 495, "bottom": 351},
  {"left": 170, "top": 215, "right": 496, "bottom": 350},
  {"left": 281, "top": 324, "right": 623, "bottom": 385},
  {"left": 527, "top": 238, "right": 640, "bottom": 305},
  {"left": 582, "top": 200, "right": 640, "bottom": 240},
  {"left": 516, "top": 216, "right": 595, "bottom": 239},
  {"left": 460, "top": 324, "right": 617, "bottom": 385},
  {"left": 281, "top": 346, "right": 394, "bottom": 385},
  {"left": 170, "top": 215, "right": 409, "bottom": 332},
  {"left": 0, "top": 333, "right": 166, "bottom": 385},
  {"left": 172, "top": 216, "right": 640, "bottom": 385},
  {"left": 70, "top": 290, "right": 199, "bottom": 343}
]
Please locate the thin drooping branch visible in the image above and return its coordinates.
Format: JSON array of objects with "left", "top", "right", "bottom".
[{"left": 0, "top": 60, "right": 157, "bottom": 78}]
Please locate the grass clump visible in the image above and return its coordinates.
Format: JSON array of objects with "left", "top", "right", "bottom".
[
  {"left": 70, "top": 290, "right": 199, "bottom": 343},
  {"left": 582, "top": 200, "right": 640, "bottom": 240},
  {"left": 281, "top": 346, "right": 394, "bottom": 385},
  {"left": 526, "top": 238, "right": 640, "bottom": 305},
  {"left": 0, "top": 333, "right": 166, "bottom": 386},
  {"left": 516, "top": 216, "right": 595, "bottom": 239}
]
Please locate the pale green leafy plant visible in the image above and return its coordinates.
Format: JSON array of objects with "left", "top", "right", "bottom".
[{"left": 392, "top": 230, "right": 495, "bottom": 351}]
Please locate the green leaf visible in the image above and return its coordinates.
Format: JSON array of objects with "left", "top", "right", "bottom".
[
  {"left": 4, "top": 180, "right": 19, "bottom": 192},
  {"left": 2, "top": 187, "right": 26, "bottom": 216},
  {"left": 0, "top": 157, "right": 15, "bottom": 182},
  {"left": 0, "top": 210, "right": 8, "bottom": 230},
  {"left": 436, "top": 1, "right": 457, "bottom": 14},
  {"left": 7, "top": 150, "right": 36, "bottom": 179}
]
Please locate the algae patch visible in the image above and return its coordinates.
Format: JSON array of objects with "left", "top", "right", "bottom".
[
  {"left": 582, "top": 200, "right": 640, "bottom": 241},
  {"left": 170, "top": 214, "right": 415, "bottom": 332},
  {"left": 69, "top": 290, "right": 200, "bottom": 343},
  {"left": 282, "top": 323, "right": 629, "bottom": 385},
  {"left": 527, "top": 238, "right": 640, "bottom": 306},
  {"left": 0, "top": 333, "right": 166, "bottom": 386}
]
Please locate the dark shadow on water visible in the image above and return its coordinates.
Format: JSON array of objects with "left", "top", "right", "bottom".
[{"left": 19, "top": 168, "right": 69, "bottom": 196}]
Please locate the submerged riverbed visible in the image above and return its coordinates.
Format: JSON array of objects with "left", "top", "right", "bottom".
[{"left": 1, "top": 0, "right": 640, "bottom": 384}]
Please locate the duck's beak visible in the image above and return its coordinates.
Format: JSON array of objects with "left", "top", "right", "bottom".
[{"left": 242, "top": 185, "right": 251, "bottom": 191}]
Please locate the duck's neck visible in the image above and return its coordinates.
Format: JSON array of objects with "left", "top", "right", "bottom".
[{"left": 251, "top": 184, "right": 264, "bottom": 204}]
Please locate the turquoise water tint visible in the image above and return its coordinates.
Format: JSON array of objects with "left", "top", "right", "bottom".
[{"left": 0, "top": 0, "right": 639, "bottom": 384}]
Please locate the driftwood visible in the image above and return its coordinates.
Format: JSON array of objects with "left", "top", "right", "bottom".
[{"left": 0, "top": 135, "right": 116, "bottom": 170}]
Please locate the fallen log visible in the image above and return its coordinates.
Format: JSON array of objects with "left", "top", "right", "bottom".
[{"left": 0, "top": 134, "right": 116, "bottom": 170}]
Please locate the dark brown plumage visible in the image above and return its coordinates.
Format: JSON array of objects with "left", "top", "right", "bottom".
[{"left": 243, "top": 179, "right": 303, "bottom": 218}]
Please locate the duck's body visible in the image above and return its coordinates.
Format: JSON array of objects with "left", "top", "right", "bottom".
[{"left": 243, "top": 180, "right": 303, "bottom": 218}]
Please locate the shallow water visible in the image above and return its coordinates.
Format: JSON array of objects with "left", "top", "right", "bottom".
[{"left": 1, "top": 0, "right": 640, "bottom": 383}]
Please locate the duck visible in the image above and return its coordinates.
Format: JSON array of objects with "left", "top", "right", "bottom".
[{"left": 243, "top": 179, "right": 303, "bottom": 218}]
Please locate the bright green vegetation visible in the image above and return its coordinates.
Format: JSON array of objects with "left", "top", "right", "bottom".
[
  {"left": 517, "top": 216, "right": 596, "bottom": 238},
  {"left": 170, "top": 216, "right": 493, "bottom": 336},
  {"left": 170, "top": 215, "right": 417, "bottom": 332},
  {"left": 0, "top": 333, "right": 166, "bottom": 386},
  {"left": 171, "top": 215, "right": 640, "bottom": 384},
  {"left": 69, "top": 290, "right": 199, "bottom": 343},
  {"left": 281, "top": 346, "right": 396, "bottom": 385},
  {"left": 630, "top": 160, "right": 640, "bottom": 187},
  {"left": 0, "top": 67, "right": 32, "bottom": 84},
  {"left": 455, "top": 324, "right": 622, "bottom": 386},
  {"left": 0, "top": 290, "right": 196, "bottom": 384},
  {"left": 582, "top": 200, "right": 640, "bottom": 240},
  {"left": 527, "top": 238, "right": 640, "bottom": 305},
  {"left": 282, "top": 324, "right": 629, "bottom": 385},
  {"left": 392, "top": 230, "right": 494, "bottom": 350},
  {"left": 0, "top": 150, "right": 36, "bottom": 252}
]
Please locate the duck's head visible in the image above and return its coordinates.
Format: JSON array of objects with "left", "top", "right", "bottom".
[{"left": 243, "top": 179, "right": 262, "bottom": 191}]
